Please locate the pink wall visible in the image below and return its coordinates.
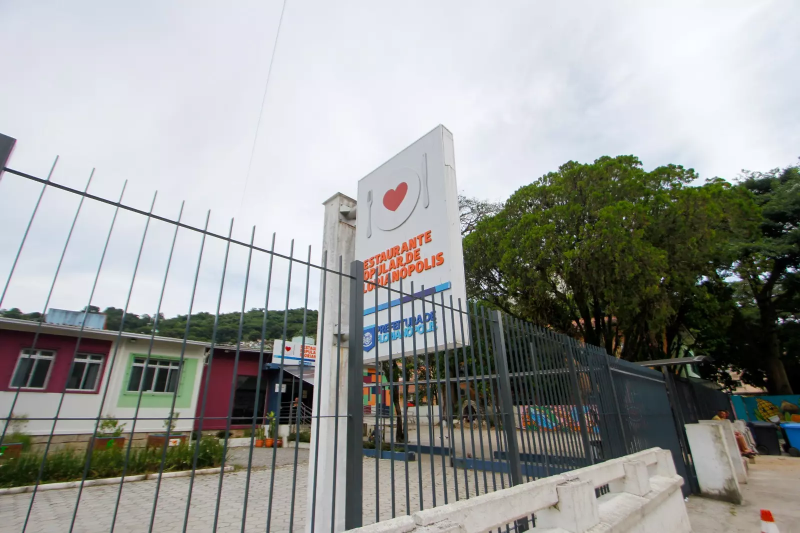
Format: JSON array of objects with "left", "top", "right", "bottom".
[
  {"left": 0, "top": 330, "right": 111, "bottom": 394},
  {"left": 195, "top": 350, "right": 263, "bottom": 430}
]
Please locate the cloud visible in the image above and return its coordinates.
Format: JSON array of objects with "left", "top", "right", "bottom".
[{"left": 1, "top": 0, "right": 798, "bottom": 319}]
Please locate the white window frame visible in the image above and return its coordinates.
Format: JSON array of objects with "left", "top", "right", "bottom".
[
  {"left": 127, "top": 357, "right": 182, "bottom": 394},
  {"left": 66, "top": 353, "right": 104, "bottom": 392},
  {"left": 10, "top": 349, "right": 56, "bottom": 390}
]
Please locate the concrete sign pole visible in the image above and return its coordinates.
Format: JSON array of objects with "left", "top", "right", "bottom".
[{"left": 307, "top": 193, "right": 357, "bottom": 532}]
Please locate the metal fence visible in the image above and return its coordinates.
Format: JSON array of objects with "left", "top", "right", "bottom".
[{"left": 0, "top": 133, "right": 695, "bottom": 533}]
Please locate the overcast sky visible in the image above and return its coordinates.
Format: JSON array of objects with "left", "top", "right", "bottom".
[{"left": 0, "top": 1, "right": 798, "bottom": 322}]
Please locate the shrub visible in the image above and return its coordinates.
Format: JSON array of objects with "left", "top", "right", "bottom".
[
  {"left": 0, "top": 436, "right": 228, "bottom": 488},
  {"left": 97, "top": 416, "right": 125, "bottom": 438},
  {"left": 287, "top": 431, "right": 311, "bottom": 443}
]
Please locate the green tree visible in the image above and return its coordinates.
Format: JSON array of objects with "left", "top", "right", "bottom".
[
  {"left": 463, "top": 155, "right": 756, "bottom": 361},
  {"left": 729, "top": 164, "right": 799, "bottom": 394}
]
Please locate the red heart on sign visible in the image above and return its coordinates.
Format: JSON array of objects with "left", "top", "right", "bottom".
[
  {"left": 285, "top": 346, "right": 291, "bottom": 351},
  {"left": 383, "top": 183, "right": 408, "bottom": 212}
]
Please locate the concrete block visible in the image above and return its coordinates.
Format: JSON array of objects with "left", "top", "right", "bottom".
[
  {"left": 699, "top": 420, "right": 747, "bottom": 484},
  {"left": 685, "top": 423, "right": 742, "bottom": 504},
  {"left": 536, "top": 480, "right": 599, "bottom": 533},
  {"left": 346, "top": 515, "right": 416, "bottom": 533},
  {"left": 654, "top": 449, "right": 677, "bottom": 477},
  {"left": 608, "top": 461, "right": 650, "bottom": 496}
]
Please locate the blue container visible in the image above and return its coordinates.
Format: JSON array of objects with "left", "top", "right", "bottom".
[{"left": 780, "top": 423, "right": 800, "bottom": 457}]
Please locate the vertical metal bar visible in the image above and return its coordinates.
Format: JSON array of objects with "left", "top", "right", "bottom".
[
  {"left": 329, "top": 255, "right": 344, "bottom": 533},
  {"left": 408, "top": 282, "right": 424, "bottom": 510},
  {"left": 2, "top": 166, "right": 85, "bottom": 449},
  {"left": 490, "top": 310, "right": 528, "bottom": 532},
  {"left": 288, "top": 246, "right": 313, "bottom": 532},
  {"left": 23, "top": 179, "right": 126, "bottom": 532},
  {"left": 212, "top": 226, "right": 257, "bottom": 533},
  {"left": 512, "top": 318, "right": 542, "bottom": 478},
  {"left": 345, "top": 260, "right": 365, "bottom": 530},
  {"left": 243, "top": 233, "right": 277, "bottom": 532},
  {"left": 66, "top": 191, "right": 158, "bottom": 530},
  {"left": 505, "top": 317, "right": 535, "bottom": 480},
  {"left": 446, "top": 295, "right": 470, "bottom": 498},
  {"left": 111, "top": 201, "right": 186, "bottom": 533},
  {"left": 265, "top": 240, "right": 295, "bottom": 533},
  {"left": 428, "top": 289, "right": 449, "bottom": 504},
  {"left": 467, "top": 302, "right": 493, "bottom": 493},
  {"left": 372, "top": 269, "right": 380, "bottom": 523},
  {"left": 182, "top": 219, "right": 235, "bottom": 533},
  {"left": 144, "top": 211, "right": 211, "bottom": 532},
  {"left": 0, "top": 155, "right": 58, "bottom": 308},
  {"left": 523, "top": 323, "right": 551, "bottom": 477},
  {"left": 456, "top": 299, "right": 480, "bottom": 493},
  {"left": 438, "top": 293, "right": 460, "bottom": 501},
  {"left": 386, "top": 277, "right": 396, "bottom": 518},
  {"left": 419, "top": 286, "right": 438, "bottom": 508},
  {"left": 566, "top": 338, "right": 593, "bottom": 465},
  {"left": 309, "top": 249, "right": 327, "bottom": 533},
  {"left": 544, "top": 329, "right": 576, "bottom": 469},
  {"left": 398, "top": 277, "right": 410, "bottom": 514},
  {"left": 662, "top": 367, "right": 698, "bottom": 493},
  {"left": 480, "top": 306, "right": 507, "bottom": 491}
]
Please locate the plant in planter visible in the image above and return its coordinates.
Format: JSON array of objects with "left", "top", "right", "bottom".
[
  {"left": 146, "top": 411, "right": 188, "bottom": 449},
  {"left": 254, "top": 426, "right": 266, "bottom": 448},
  {"left": 0, "top": 413, "right": 31, "bottom": 460},
  {"left": 265, "top": 411, "right": 282, "bottom": 448},
  {"left": 93, "top": 415, "right": 126, "bottom": 451}
]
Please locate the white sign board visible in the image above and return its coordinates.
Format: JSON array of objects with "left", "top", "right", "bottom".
[
  {"left": 273, "top": 339, "right": 317, "bottom": 366},
  {"left": 355, "top": 125, "right": 468, "bottom": 361}
]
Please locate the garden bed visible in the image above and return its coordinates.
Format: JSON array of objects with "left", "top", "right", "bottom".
[{"left": 0, "top": 437, "right": 226, "bottom": 490}]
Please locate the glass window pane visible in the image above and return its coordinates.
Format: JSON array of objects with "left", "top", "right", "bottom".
[
  {"left": 143, "top": 366, "right": 156, "bottom": 391},
  {"left": 66, "top": 362, "right": 86, "bottom": 390},
  {"left": 154, "top": 367, "right": 169, "bottom": 392},
  {"left": 11, "top": 357, "right": 33, "bottom": 388},
  {"left": 166, "top": 368, "right": 180, "bottom": 392},
  {"left": 83, "top": 362, "right": 101, "bottom": 390},
  {"left": 30, "top": 359, "right": 51, "bottom": 388},
  {"left": 134, "top": 357, "right": 145, "bottom": 365},
  {"left": 128, "top": 365, "right": 143, "bottom": 391}
]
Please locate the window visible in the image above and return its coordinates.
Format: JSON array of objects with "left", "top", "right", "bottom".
[
  {"left": 127, "top": 358, "right": 181, "bottom": 393},
  {"left": 11, "top": 349, "right": 55, "bottom": 389},
  {"left": 66, "top": 354, "right": 104, "bottom": 391}
]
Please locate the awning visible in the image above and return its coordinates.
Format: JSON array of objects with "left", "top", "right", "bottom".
[{"left": 281, "top": 366, "right": 316, "bottom": 387}]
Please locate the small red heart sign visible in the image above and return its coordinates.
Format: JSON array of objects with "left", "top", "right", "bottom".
[
  {"left": 285, "top": 346, "right": 291, "bottom": 352},
  {"left": 383, "top": 183, "right": 408, "bottom": 212}
]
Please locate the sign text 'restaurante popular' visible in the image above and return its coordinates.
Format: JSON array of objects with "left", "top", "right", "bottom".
[{"left": 355, "top": 125, "right": 468, "bottom": 360}]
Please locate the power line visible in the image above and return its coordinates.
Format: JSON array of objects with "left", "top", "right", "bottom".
[{"left": 239, "top": 0, "right": 289, "bottom": 213}]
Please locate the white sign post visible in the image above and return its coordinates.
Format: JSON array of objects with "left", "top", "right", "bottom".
[{"left": 355, "top": 125, "right": 468, "bottom": 360}]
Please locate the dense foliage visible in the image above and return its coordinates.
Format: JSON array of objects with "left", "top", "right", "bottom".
[
  {"left": 0, "top": 306, "right": 317, "bottom": 345},
  {"left": 462, "top": 157, "right": 799, "bottom": 394}
]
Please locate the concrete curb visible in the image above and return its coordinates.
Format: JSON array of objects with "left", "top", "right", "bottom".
[{"left": 0, "top": 466, "right": 234, "bottom": 496}]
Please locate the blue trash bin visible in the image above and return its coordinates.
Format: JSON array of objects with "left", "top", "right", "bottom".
[{"left": 780, "top": 422, "right": 800, "bottom": 457}]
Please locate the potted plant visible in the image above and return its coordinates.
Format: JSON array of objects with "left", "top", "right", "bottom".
[
  {"left": 255, "top": 426, "right": 266, "bottom": 448},
  {"left": 147, "top": 411, "right": 188, "bottom": 449},
  {"left": 93, "top": 415, "right": 126, "bottom": 451},
  {"left": 0, "top": 413, "right": 30, "bottom": 460},
  {"left": 265, "top": 411, "right": 276, "bottom": 448}
]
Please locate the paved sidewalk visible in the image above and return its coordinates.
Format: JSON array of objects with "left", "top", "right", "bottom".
[
  {"left": 686, "top": 455, "right": 800, "bottom": 533},
  {"left": 0, "top": 449, "right": 507, "bottom": 533}
]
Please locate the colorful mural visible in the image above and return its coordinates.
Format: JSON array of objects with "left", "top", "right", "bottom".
[
  {"left": 731, "top": 395, "right": 800, "bottom": 423},
  {"left": 363, "top": 368, "right": 391, "bottom": 412},
  {"left": 518, "top": 405, "right": 600, "bottom": 434}
]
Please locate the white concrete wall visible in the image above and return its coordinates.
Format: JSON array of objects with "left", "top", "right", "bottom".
[
  {"left": 685, "top": 423, "right": 742, "bottom": 504},
  {"left": 345, "top": 448, "right": 690, "bottom": 533}
]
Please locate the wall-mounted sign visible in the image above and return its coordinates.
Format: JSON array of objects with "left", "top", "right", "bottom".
[
  {"left": 273, "top": 339, "right": 317, "bottom": 366},
  {"left": 355, "top": 125, "right": 468, "bottom": 361}
]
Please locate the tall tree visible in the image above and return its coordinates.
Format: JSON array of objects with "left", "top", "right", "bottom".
[
  {"left": 463, "top": 155, "right": 756, "bottom": 361},
  {"left": 731, "top": 164, "right": 799, "bottom": 394}
]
